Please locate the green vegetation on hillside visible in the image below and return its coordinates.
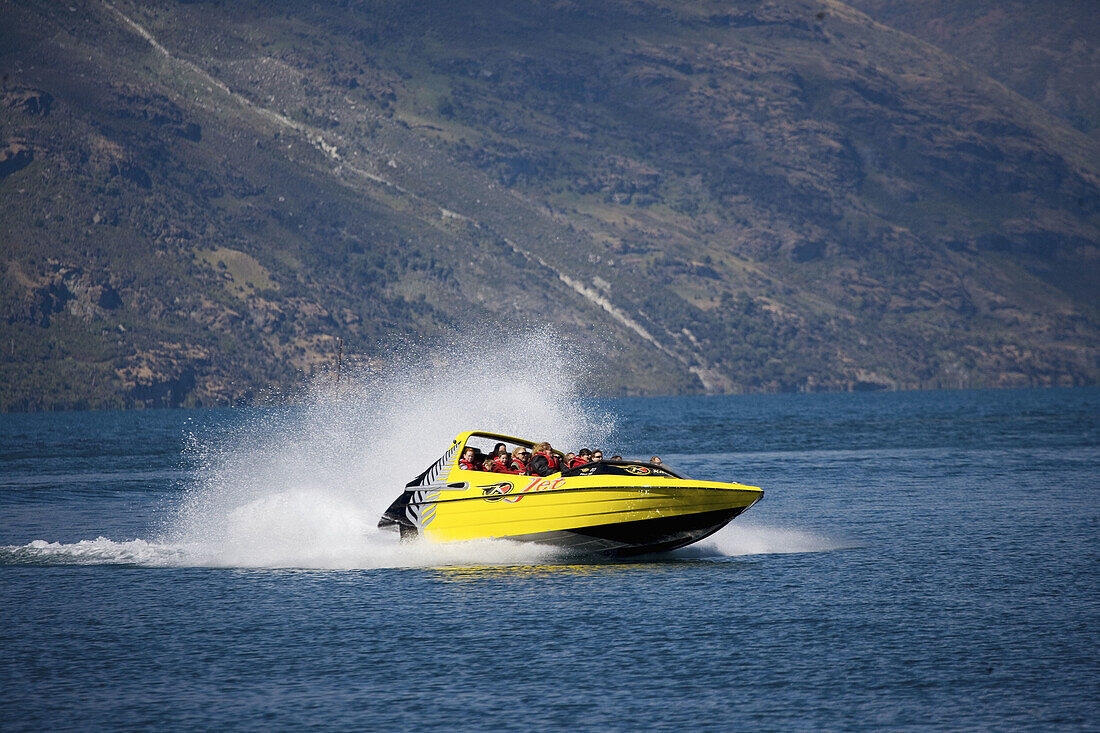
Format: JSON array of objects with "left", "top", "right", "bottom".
[{"left": 1, "top": 0, "right": 1097, "bottom": 410}]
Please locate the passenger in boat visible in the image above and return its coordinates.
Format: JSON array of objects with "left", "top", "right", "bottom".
[
  {"left": 493, "top": 443, "right": 508, "bottom": 459},
  {"left": 459, "top": 447, "right": 479, "bottom": 471},
  {"left": 492, "top": 449, "right": 522, "bottom": 474},
  {"left": 590, "top": 450, "right": 604, "bottom": 462},
  {"left": 610, "top": 454, "right": 622, "bottom": 461},
  {"left": 564, "top": 452, "right": 576, "bottom": 467},
  {"left": 650, "top": 456, "right": 662, "bottom": 465},
  {"left": 509, "top": 446, "right": 528, "bottom": 474},
  {"left": 481, "top": 457, "right": 496, "bottom": 472},
  {"left": 568, "top": 448, "right": 592, "bottom": 469},
  {"left": 528, "top": 441, "right": 561, "bottom": 476}
]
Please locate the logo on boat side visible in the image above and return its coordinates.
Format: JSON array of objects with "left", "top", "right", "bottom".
[
  {"left": 481, "top": 482, "right": 514, "bottom": 502},
  {"left": 507, "top": 477, "right": 565, "bottom": 502},
  {"left": 479, "top": 477, "right": 564, "bottom": 503},
  {"left": 624, "top": 465, "right": 651, "bottom": 475}
]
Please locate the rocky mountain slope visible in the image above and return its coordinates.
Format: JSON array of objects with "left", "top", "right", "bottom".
[
  {"left": 847, "top": 0, "right": 1100, "bottom": 142},
  {"left": 1, "top": 0, "right": 1097, "bottom": 410}
]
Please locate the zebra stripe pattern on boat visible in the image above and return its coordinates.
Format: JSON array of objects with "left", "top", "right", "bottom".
[{"left": 405, "top": 443, "right": 460, "bottom": 488}]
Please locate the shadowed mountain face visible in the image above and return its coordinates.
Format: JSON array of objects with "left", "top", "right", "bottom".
[
  {"left": 1, "top": 0, "right": 1097, "bottom": 409},
  {"left": 847, "top": 0, "right": 1100, "bottom": 142}
]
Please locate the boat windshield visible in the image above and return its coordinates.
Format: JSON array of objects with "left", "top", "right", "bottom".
[
  {"left": 458, "top": 433, "right": 567, "bottom": 468},
  {"left": 461, "top": 433, "right": 533, "bottom": 457}
]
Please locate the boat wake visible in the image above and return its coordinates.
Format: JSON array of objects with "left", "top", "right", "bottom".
[
  {"left": 2, "top": 537, "right": 189, "bottom": 567},
  {"left": 0, "top": 521, "right": 846, "bottom": 569},
  {"left": 0, "top": 533, "right": 558, "bottom": 569},
  {"left": 673, "top": 523, "right": 852, "bottom": 558}
]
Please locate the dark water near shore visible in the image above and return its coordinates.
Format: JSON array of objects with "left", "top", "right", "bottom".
[{"left": 1, "top": 388, "right": 1098, "bottom": 730}]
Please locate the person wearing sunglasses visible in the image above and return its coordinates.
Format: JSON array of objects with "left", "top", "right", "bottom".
[{"left": 508, "top": 446, "right": 528, "bottom": 474}]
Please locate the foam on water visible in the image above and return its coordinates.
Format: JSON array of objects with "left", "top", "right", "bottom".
[
  {"left": 1, "top": 332, "right": 844, "bottom": 569},
  {"left": 0, "top": 523, "right": 846, "bottom": 568},
  {"left": 675, "top": 523, "right": 852, "bottom": 559},
  {"left": 5, "top": 538, "right": 191, "bottom": 567},
  {"left": 0, "top": 534, "right": 562, "bottom": 569}
]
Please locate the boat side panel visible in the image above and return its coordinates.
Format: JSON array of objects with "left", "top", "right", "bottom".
[{"left": 415, "top": 483, "right": 762, "bottom": 543}]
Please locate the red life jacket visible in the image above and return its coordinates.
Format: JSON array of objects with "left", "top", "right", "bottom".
[
  {"left": 510, "top": 457, "right": 527, "bottom": 474},
  {"left": 567, "top": 456, "right": 588, "bottom": 469},
  {"left": 492, "top": 455, "right": 521, "bottom": 474},
  {"left": 459, "top": 458, "right": 478, "bottom": 471}
]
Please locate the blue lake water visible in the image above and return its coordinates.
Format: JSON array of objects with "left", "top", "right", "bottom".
[{"left": 1, "top": 388, "right": 1098, "bottom": 730}]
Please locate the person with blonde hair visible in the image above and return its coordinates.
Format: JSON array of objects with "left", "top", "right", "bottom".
[
  {"left": 508, "top": 446, "right": 528, "bottom": 474},
  {"left": 527, "top": 441, "right": 561, "bottom": 476}
]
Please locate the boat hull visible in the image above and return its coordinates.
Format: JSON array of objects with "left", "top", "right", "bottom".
[
  {"left": 503, "top": 506, "right": 750, "bottom": 557},
  {"left": 385, "top": 481, "right": 763, "bottom": 557}
]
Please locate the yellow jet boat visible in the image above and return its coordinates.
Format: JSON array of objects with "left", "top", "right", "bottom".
[{"left": 378, "top": 430, "right": 763, "bottom": 556}]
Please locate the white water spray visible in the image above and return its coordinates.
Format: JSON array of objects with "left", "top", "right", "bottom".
[{"left": 159, "top": 331, "right": 611, "bottom": 567}]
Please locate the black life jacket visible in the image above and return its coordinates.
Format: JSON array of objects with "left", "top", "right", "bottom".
[{"left": 529, "top": 451, "right": 560, "bottom": 476}]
